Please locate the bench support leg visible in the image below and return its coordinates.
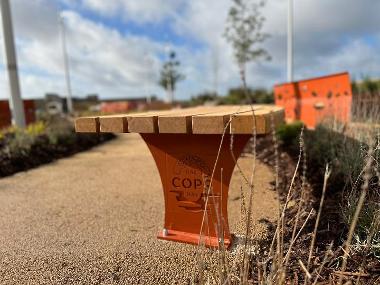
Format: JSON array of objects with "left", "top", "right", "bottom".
[{"left": 141, "top": 134, "right": 250, "bottom": 248}]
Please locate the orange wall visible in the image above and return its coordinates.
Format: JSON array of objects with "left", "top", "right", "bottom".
[
  {"left": 100, "top": 101, "right": 135, "bottom": 113},
  {"left": 0, "top": 100, "right": 36, "bottom": 129},
  {"left": 274, "top": 72, "right": 352, "bottom": 128},
  {"left": 0, "top": 101, "right": 11, "bottom": 129},
  {"left": 23, "top": 100, "right": 36, "bottom": 125}
]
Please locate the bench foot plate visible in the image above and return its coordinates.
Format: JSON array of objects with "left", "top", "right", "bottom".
[{"left": 157, "top": 229, "right": 231, "bottom": 248}]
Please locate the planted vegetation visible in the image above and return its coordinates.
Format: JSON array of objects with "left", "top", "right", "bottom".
[
  {"left": 0, "top": 117, "right": 114, "bottom": 177},
  {"left": 190, "top": 117, "right": 379, "bottom": 284}
]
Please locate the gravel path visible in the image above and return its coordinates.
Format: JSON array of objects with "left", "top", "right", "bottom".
[{"left": 0, "top": 134, "right": 278, "bottom": 284}]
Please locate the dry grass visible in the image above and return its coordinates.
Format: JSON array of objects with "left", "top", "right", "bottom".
[{"left": 191, "top": 98, "right": 379, "bottom": 284}]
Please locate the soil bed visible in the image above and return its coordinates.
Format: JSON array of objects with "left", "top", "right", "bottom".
[{"left": 247, "top": 134, "right": 380, "bottom": 284}]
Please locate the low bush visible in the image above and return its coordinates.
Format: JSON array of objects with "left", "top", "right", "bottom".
[
  {"left": 0, "top": 117, "right": 115, "bottom": 177},
  {"left": 276, "top": 121, "right": 380, "bottom": 260},
  {"left": 343, "top": 190, "right": 380, "bottom": 258},
  {"left": 276, "top": 121, "right": 303, "bottom": 148}
]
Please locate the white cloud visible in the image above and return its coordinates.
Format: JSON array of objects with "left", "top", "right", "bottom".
[
  {"left": 174, "top": 0, "right": 380, "bottom": 88},
  {"left": 82, "top": 0, "right": 184, "bottom": 24},
  {"left": 321, "top": 39, "right": 379, "bottom": 79},
  {"left": 61, "top": 11, "right": 163, "bottom": 85},
  {"left": 0, "top": 1, "right": 169, "bottom": 99},
  {"left": 0, "top": 0, "right": 379, "bottom": 101}
]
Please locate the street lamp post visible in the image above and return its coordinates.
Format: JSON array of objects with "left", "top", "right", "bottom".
[
  {"left": 287, "top": 0, "right": 294, "bottom": 82},
  {"left": 0, "top": 0, "right": 26, "bottom": 128},
  {"left": 59, "top": 15, "right": 74, "bottom": 114}
]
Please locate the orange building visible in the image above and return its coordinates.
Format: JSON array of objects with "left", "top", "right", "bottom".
[
  {"left": 274, "top": 72, "right": 352, "bottom": 128},
  {"left": 100, "top": 101, "right": 133, "bottom": 114}
]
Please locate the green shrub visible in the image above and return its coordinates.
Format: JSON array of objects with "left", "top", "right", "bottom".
[
  {"left": 304, "top": 125, "right": 366, "bottom": 188},
  {"left": 342, "top": 190, "right": 380, "bottom": 257},
  {"left": 26, "top": 121, "right": 46, "bottom": 137},
  {"left": 277, "top": 120, "right": 380, "bottom": 256},
  {"left": 276, "top": 121, "right": 303, "bottom": 147},
  {"left": 0, "top": 118, "right": 114, "bottom": 177},
  {"left": 301, "top": 123, "right": 380, "bottom": 256}
]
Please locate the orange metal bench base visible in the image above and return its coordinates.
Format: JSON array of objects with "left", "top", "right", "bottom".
[
  {"left": 157, "top": 229, "right": 231, "bottom": 248},
  {"left": 141, "top": 133, "right": 250, "bottom": 248}
]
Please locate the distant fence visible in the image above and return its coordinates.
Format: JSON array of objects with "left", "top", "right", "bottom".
[{"left": 351, "top": 92, "right": 380, "bottom": 123}]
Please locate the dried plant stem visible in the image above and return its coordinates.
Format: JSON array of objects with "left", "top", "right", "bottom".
[
  {"left": 193, "top": 113, "right": 234, "bottom": 282},
  {"left": 299, "top": 260, "right": 312, "bottom": 280},
  {"left": 267, "top": 125, "right": 304, "bottom": 273},
  {"left": 290, "top": 189, "right": 305, "bottom": 244},
  {"left": 306, "top": 164, "right": 331, "bottom": 272},
  {"left": 271, "top": 112, "right": 283, "bottom": 268},
  {"left": 240, "top": 112, "right": 257, "bottom": 283},
  {"left": 227, "top": 90, "right": 257, "bottom": 284},
  {"left": 338, "top": 141, "right": 374, "bottom": 285},
  {"left": 284, "top": 208, "right": 314, "bottom": 263},
  {"left": 194, "top": 104, "right": 256, "bottom": 283},
  {"left": 291, "top": 127, "right": 307, "bottom": 243},
  {"left": 311, "top": 242, "right": 333, "bottom": 285},
  {"left": 281, "top": 127, "right": 304, "bottom": 219}
]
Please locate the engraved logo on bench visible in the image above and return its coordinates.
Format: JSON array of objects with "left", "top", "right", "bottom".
[{"left": 170, "top": 154, "right": 212, "bottom": 211}]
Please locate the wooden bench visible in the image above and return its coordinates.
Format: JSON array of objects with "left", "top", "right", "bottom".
[{"left": 75, "top": 105, "right": 284, "bottom": 247}]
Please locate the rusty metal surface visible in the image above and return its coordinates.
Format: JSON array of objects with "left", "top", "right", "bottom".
[{"left": 142, "top": 133, "right": 250, "bottom": 247}]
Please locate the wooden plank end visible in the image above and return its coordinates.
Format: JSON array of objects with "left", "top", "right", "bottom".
[
  {"left": 99, "top": 116, "right": 128, "bottom": 133},
  {"left": 192, "top": 115, "right": 230, "bottom": 134},
  {"left": 158, "top": 116, "right": 191, "bottom": 133},
  {"left": 230, "top": 114, "right": 266, "bottom": 134},
  {"left": 127, "top": 116, "right": 158, "bottom": 133},
  {"left": 75, "top": 117, "right": 99, "bottom": 133}
]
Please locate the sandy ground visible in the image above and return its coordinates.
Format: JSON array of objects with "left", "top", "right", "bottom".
[{"left": 0, "top": 134, "right": 278, "bottom": 284}]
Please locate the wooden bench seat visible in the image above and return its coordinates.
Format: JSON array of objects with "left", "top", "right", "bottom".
[
  {"left": 75, "top": 105, "right": 284, "bottom": 134},
  {"left": 75, "top": 105, "right": 284, "bottom": 248}
]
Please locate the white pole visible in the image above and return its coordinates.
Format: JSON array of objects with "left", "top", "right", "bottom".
[
  {"left": 287, "top": 0, "right": 294, "bottom": 82},
  {"left": 59, "top": 15, "right": 74, "bottom": 114},
  {"left": 0, "top": 0, "right": 26, "bottom": 128},
  {"left": 212, "top": 47, "right": 219, "bottom": 95},
  {"left": 167, "top": 76, "right": 173, "bottom": 103}
]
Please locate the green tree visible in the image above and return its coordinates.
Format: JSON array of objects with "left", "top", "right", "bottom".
[
  {"left": 189, "top": 92, "right": 219, "bottom": 106},
  {"left": 224, "top": 0, "right": 270, "bottom": 99},
  {"left": 220, "top": 87, "right": 274, "bottom": 105},
  {"left": 361, "top": 76, "right": 380, "bottom": 95},
  {"left": 158, "top": 51, "right": 185, "bottom": 103}
]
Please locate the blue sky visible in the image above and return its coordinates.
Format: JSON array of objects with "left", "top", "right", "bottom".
[
  {"left": 59, "top": 1, "right": 199, "bottom": 49},
  {"left": 0, "top": 0, "right": 379, "bottom": 100}
]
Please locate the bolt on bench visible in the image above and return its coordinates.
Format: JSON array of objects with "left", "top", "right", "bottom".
[{"left": 75, "top": 105, "right": 284, "bottom": 248}]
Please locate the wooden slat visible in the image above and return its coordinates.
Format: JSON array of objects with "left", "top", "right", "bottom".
[
  {"left": 128, "top": 107, "right": 217, "bottom": 133},
  {"left": 126, "top": 109, "right": 194, "bottom": 133},
  {"left": 159, "top": 114, "right": 191, "bottom": 134},
  {"left": 230, "top": 107, "right": 285, "bottom": 134},
  {"left": 127, "top": 115, "right": 158, "bottom": 133},
  {"left": 192, "top": 112, "right": 231, "bottom": 134},
  {"left": 158, "top": 106, "right": 227, "bottom": 133},
  {"left": 191, "top": 106, "right": 262, "bottom": 134},
  {"left": 74, "top": 105, "right": 284, "bottom": 135},
  {"left": 99, "top": 115, "right": 128, "bottom": 133},
  {"left": 75, "top": 117, "right": 99, "bottom": 133},
  {"left": 230, "top": 110, "right": 267, "bottom": 134}
]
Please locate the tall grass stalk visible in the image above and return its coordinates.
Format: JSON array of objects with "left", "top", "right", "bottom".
[
  {"left": 338, "top": 139, "right": 375, "bottom": 285},
  {"left": 306, "top": 164, "right": 331, "bottom": 273}
]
